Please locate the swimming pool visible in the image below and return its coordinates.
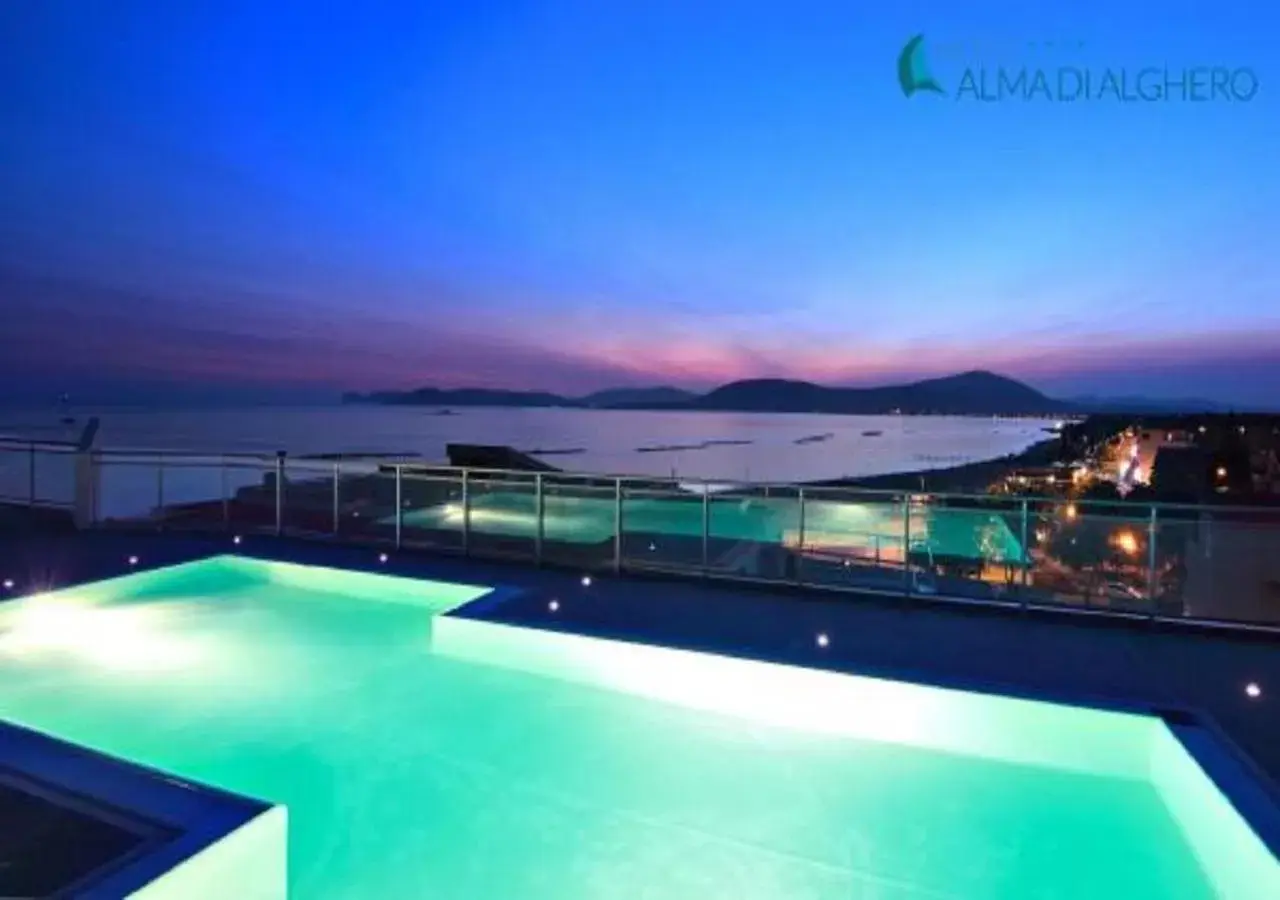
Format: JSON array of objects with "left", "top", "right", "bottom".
[
  {"left": 0, "top": 557, "right": 1273, "bottom": 898},
  {"left": 398, "top": 491, "right": 1024, "bottom": 564}
]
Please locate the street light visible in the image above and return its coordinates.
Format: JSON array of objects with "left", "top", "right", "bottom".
[{"left": 1115, "top": 531, "right": 1139, "bottom": 556}]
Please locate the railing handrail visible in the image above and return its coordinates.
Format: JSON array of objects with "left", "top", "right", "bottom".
[
  {"left": 70, "top": 447, "right": 1280, "bottom": 515},
  {"left": 0, "top": 438, "right": 79, "bottom": 452}
]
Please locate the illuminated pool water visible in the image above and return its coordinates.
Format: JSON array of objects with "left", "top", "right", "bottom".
[
  {"left": 0, "top": 557, "right": 1274, "bottom": 898},
  {"left": 399, "top": 491, "right": 1024, "bottom": 562}
]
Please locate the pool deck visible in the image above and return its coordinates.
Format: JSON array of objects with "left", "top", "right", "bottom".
[{"left": 3, "top": 530, "right": 1278, "bottom": 801}]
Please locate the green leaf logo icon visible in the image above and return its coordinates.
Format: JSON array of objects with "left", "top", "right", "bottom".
[{"left": 898, "top": 34, "right": 946, "bottom": 97}]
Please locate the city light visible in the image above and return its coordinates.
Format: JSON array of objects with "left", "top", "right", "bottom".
[
  {"left": 1065, "top": 504, "right": 1078, "bottom": 520},
  {"left": 1115, "top": 531, "right": 1139, "bottom": 556}
]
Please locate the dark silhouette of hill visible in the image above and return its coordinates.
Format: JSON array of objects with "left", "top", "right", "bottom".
[
  {"left": 343, "top": 387, "right": 572, "bottom": 407},
  {"left": 347, "top": 370, "right": 1072, "bottom": 415},
  {"left": 683, "top": 371, "right": 1069, "bottom": 414}
]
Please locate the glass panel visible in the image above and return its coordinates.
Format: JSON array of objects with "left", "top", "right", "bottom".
[
  {"left": 1176, "top": 507, "right": 1280, "bottom": 626},
  {"left": 464, "top": 474, "right": 537, "bottom": 559},
  {"left": 0, "top": 446, "right": 31, "bottom": 503},
  {"left": 705, "top": 486, "right": 796, "bottom": 581},
  {"left": 282, "top": 461, "right": 338, "bottom": 537},
  {"left": 1152, "top": 506, "right": 1198, "bottom": 619},
  {"left": 912, "top": 494, "right": 1025, "bottom": 605},
  {"left": 620, "top": 481, "right": 705, "bottom": 571},
  {"left": 225, "top": 459, "right": 283, "bottom": 534},
  {"left": 400, "top": 470, "right": 465, "bottom": 552},
  {"left": 154, "top": 458, "right": 244, "bottom": 531},
  {"left": 538, "top": 474, "right": 618, "bottom": 569},
  {"left": 93, "top": 459, "right": 161, "bottom": 526},
  {"left": 1027, "top": 498, "right": 1151, "bottom": 614},
  {"left": 334, "top": 461, "right": 397, "bottom": 544},
  {"left": 796, "top": 488, "right": 911, "bottom": 593},
  {"left": 32, "top": 450, "right": 74, "bottom": 507}
]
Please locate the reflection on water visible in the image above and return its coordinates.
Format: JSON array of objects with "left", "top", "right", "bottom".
[
  {"left": 0, "top": 407, "right": 1053, "bottom": 520},
  {"left": 1, "top": 406, "right": 1050, "bottom": 481}
]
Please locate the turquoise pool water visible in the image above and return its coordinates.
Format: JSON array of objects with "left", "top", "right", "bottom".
[
  {"left": 0, "top": 557, "right": 1272, "bottom": 898},
  {"left": 400, "top": 492, "right": 1024, "bottom": 563}
]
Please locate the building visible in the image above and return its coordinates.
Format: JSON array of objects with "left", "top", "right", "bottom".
[
  {"left": 1151, "top": 446, "right": 1212, "bottom": 500},
  {"left": 1130, "top": 429, "right": 1196, "bottom": 485}
]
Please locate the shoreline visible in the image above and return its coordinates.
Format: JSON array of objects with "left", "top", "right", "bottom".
[{"left": 806, "top": 437, "right": 1062, "bottom": 494}]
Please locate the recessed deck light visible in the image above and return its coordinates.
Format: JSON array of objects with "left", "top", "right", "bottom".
[
  {"left": 1246, "top": 682, "right": 1262, "bottom": 699},
  {"left": 816, "top": 632, "right": 830, "bottom": 648},
  {"left": 378, "top": 553, "right": 388, "bottom": 563},
  {"left": 548, "top": 600, "right": 560, "bottom": 612},
  {"left": 127, "top": 556, "right": 138, "bottom": 566},
  {"left": 581, "top": 575, "right": 592, "bottom": 587}
]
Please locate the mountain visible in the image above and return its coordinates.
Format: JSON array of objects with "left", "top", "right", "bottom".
[
  {"left": 344, "top": 371, "right": 1071, "bottom": 415},
  {"left": 578, "top": 386, "right": 696, "bottom": 408},
  {"left": 688, "top": 371, "right": 1069, "bottom": 415},
  {"left": 342, "top": 388, "right": 574, "bottom": 407}
]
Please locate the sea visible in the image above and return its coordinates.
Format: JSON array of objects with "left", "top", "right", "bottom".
[{"left": 1, "top": 405, "right": 1056, "bottom": 484}]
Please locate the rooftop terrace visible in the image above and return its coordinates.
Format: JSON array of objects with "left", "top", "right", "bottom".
[{"left": 0, "top": 532, "right": 1277, "bottom": 897}]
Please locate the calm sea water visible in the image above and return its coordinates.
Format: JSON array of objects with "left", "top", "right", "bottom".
[{"left": 2, "top": 406, "right": 1054, "bottom": 483}]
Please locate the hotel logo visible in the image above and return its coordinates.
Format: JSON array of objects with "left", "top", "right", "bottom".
[{"left": 897, "top": 34, "right": 1259, "bottom": 103}]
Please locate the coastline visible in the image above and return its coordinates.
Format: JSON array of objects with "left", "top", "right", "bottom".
[{"left": 807, "top": 437, "right": 1062, "bottom": 494}]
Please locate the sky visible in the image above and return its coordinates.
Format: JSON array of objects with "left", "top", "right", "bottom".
[{"left": 1, "top": 0, "right": 1278, "bottom": 406}]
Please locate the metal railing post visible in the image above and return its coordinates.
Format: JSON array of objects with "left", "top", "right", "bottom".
[
  {"left": 461, "top": 468, "right": 471, "bottom": 556},
  {"left": 89, "top": 450, "right": 101, "bottom": 525},
  {"left": 274, "top": 451, "right": 285, "bottom": 536},
  {"left": 332, "top": 460, "right": 341, "bottom": 535},
  {"left": 157, "top": 459, "right": 166, "bottom": 529},
  {"left": 701, "top": 488, "right": 710, "bottom": 570},
  {"left": 1019, "top": 498, "right": 1030, "bottom": 599},
  {"left": 534, "top": 473, "right": 544, "bottom": 564},
  {"left": 1147, "top": 505, "right": 1159, "bottom": 618},
  {"left": 613, "top": 478, "right": 623, "bottom": 573},
  {"left": 795, "top": 487, "right": 806, "bottom": 584},
  {"left": 220, "top": 458, "right": 230, "bottom": 529},
  {"left": 903, "top": 495, "right": 913, "bottom": 597},
  {"left": 27, "top": 443, "right": 35, "bottom": 505},
  {"left": 394, "top": 465, "right": 403, "bottom": 549}
]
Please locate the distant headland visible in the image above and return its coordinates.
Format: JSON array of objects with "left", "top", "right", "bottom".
[{"left": 343, "top": 371, "right": 1077, "bottom": 416}]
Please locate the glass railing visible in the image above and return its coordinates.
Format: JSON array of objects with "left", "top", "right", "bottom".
[
  {"left": 76, "top": 451, "right": 1280, "bottom": 630},
  {"left": 0, "top": 440, "right": 78, "bottom": 509}
]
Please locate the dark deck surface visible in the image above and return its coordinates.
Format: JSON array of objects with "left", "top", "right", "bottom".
[
  {"left": 2, "top": 531, "right": 1278, "bottom": 799},
  {"left": 0, "top": 778, "right": 151, "bottom": 897}
]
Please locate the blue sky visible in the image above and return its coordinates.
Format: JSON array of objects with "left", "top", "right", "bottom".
[{"left": 1, "top": 0, "right": 1278, "bottom": 404}]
